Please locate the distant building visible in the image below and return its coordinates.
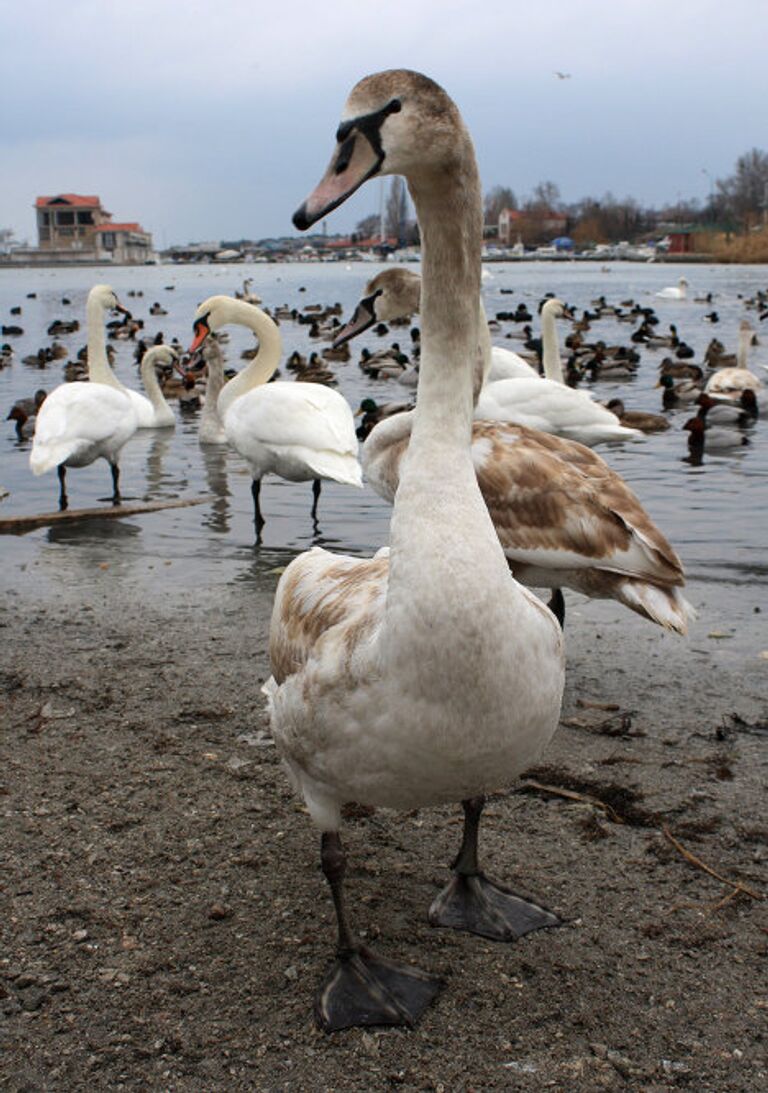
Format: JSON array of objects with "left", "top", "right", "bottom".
[
  {"left": 498, "top": 206, "right": 568, "bottom": 246},
  {"left": 10, "top": 193, "right": 155, "bottom": 265}
]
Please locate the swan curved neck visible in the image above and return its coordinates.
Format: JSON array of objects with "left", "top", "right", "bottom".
[
  {"left": 140, "top": 351, "right": 169, "bottom": 409},
  {"left": 86, "top": 295, "right": 122, "bottom": 389},
  {"left": 541, "top": 306, "right": 564, "bottom": 383},
  {"left": 201, "top": 342, "right": 226, "bottom": 427},
  {"left": 216, "top": 301, "right": 281, "bottom": 418}
]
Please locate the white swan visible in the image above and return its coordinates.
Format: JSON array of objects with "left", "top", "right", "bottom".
[
  {"left": 269, "top": 69, "right": 565, "bottom": 1031},
  {"left": 342, "top": 269, "right": 641, "bottom": 446},
  {"left": 705, "top": 320, "right": 764, "bottom": 399},
  {"left": 30, "top": 285, "right": 138, "bottom": 509},
  {"left": 656, "top": 276, "right": 688, "bottom": 300},
  {"left": 235, "top": 277, "right": 262, "bottom": 304},
  {"left": 188, "top": 296, "right": 362, "bottom": 531}
]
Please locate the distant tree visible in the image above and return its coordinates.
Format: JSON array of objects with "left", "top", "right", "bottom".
[
  {"left": 525, "top": 180, "right": 562, "bottom": 214},
  {"left": 385, "top": 177, "right": 409, "bottom": 242},
  {"left": 355, "top": 213, "right": 380, "bottom": 239},
  {"left": 716, "top": 148, "right": 768, "bottom": 228},
  {"left": 484, "top": 186, "right": 517, "bottom": 225}
]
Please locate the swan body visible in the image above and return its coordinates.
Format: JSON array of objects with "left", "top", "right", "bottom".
[
  {"left": 705, "top": 321, "right": 764, "bottom": 399},
  {"left": 656, "top": 276, "right": 688, "bottom": 300},
  {"left": 29, "top": 285, "right": 138, "bottom": 507},
  {"left": 189, "top": 296, "right": 362, "bottom": 525},
  {"left": 486, "top": 345, "right": 538, "bottom": 381}
]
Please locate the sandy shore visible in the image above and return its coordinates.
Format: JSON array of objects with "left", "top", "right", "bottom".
[{"left": 1, "top": 573, "right": 766, "bottom": 1091}]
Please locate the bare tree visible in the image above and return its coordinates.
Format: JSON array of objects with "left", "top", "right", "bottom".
[
  {"left": 384, "top": 178, "right": 408, "bottom": 242},
  {"left": 484, "top": 186, "right": 517, "bottom": 225},
  {"left": 526, "top": 180, "right": 561, "bottom": 213},
  {"left": 717, "top": 148, "right": 768, "bottom": 228},
  {"left": 355, "top": 214, "right": 380, "bottom": 239}
]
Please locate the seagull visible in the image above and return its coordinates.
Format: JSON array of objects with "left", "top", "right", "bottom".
[{"left": 554, "top": 71, "right": 572, "bottom": 80}]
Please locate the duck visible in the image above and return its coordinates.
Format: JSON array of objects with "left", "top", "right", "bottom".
[
  {"left": 656, "top": 276, "right": 688, "bottom": 300},
  {"left": 658, "top": 373, "right": 703, "bottom": 408},
  {"left": 696, "top": 390, "right": 758, "bottom": 426},
  {"left": 188, "top": 296, "right": 362, "bottom": 535},
  {"left": 604, "top": 399, "right": 671, "bottom": 433},
  {"left": 354, "top": 396, "right": 414, "bottom": 439},
  {"left": 7, "top": 389, "right": 47, "bottom": 439},
  {"left": 705, "top": 320, "right": 764, "bottom": 400},
  {"left": 29, "top": 285, "right": 138, "bottom": 510},
  {"left": 269, "top": 69, "right": 577, "bottom": 1031},
  {"left": 684, "top": 415, "right": 749, "bottom": 460},
  {"left": 658, "top": 358, "right": 704, "bottom": 382}
]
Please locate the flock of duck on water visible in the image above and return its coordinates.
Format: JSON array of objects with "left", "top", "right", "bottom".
[{"left": 4, "top": 69, "right": 767, "bottom": 1031}]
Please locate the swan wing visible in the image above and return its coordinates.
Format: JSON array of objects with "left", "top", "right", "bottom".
[
  {"left": 487, "top": 346, "right": 539, "bottom": 382},
  {"left": 226, "top": 382, "right": 359, "bottom": 456},
  {"left": 268, "top": 546, "right": 389, "bottom": 685},
  {"left": 30, "top": 383, "right": 136, "bottom": 472},
  {"left": 471, "top": 423, "right": 684, "bottom": 586}
]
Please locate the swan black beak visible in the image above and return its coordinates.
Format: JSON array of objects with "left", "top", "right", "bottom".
[
  {"left": 294, "top": 132, "right": 381, "bottom": 231},
  {"left": 332, "top": 292, "right": 380, "bottom": 347}
]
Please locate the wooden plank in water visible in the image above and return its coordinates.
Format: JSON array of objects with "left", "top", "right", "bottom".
[{"left": 0, "top": 495, "right": 213, "bottom": 535}]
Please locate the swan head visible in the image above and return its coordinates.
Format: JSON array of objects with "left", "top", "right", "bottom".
[
  {"left": 334, "top": 267, "right": 421, "bottom": 345},
  {"left": 89, "top": 283, "right": 130, "bottom": 316},
  {"left": 541, "top": 298, "right": 568, "bottom": 320},
  {"left": 293, "top": 69, "right": 464, "bottom": 230},
  {"left": 142, "top": 344, "right": 181, "bottom": 372},
  {"left": 189, "top": 295, "right": 240, "bottom": 351}
]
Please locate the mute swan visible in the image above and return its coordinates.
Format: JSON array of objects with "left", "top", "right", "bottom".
[
  {"left": 235, "top": 277, "right": 262, "bottom": 305},
  {"left": 705, "top": 320, "right": 764, "bottom": 400},
  {"left": 127, "top": 346, "right": 180, "bottom": 428},
  {"left": 656, "top": 276, "right": 688, "bottom": 300},
  {"left": 342, "top": 270, "right": 640, "bottom": 446},
  {"left": 29, "top": 285, "right": 138, "bottom": 509},
  {"left": 188, "top": 296, "right": 362, "bottom": 532},
  {"left": 270, "top": 69, "right": 565, "bottom": 1031},
  {"left": 197, "top": 338, "right": 228, "bottom": 445}
]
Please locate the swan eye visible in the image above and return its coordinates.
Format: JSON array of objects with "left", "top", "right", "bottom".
[{"left": 335, "top": 135, "right": 356, "bottom": 176}]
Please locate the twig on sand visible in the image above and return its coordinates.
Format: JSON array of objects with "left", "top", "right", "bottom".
[
  {"left": 521, "top": 779, "right": 625, "bottom": 824},
  {"left": 662, "top": 825, "right": 763, "bottom": 902}
]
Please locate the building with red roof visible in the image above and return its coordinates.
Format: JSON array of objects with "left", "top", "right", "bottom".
[{"left": 33, "top": 194, "right": 154, "bottom": 264}]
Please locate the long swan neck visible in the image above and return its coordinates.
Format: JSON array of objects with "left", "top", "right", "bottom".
[
  {"left": 541, "top": 305, "right": 564, "bottom": 383},
  {"left": 86, "top": 296, "right": 122, "bottom": 389},
  {"left": 406, "top": 147, "right": 482, "bottom": 451},
  {"left": 201, "top": 342, "right": 226, "bottom": 428},
  {"left": 737, "top": 325, "right": 750, "bottom": 369},
  {"left": 216, "top": 302, "right": 281, "bottom": 419}
]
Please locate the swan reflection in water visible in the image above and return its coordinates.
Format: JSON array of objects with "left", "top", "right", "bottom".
[{"left": 200, "top": 444, "right": 232, "bottom": 535}]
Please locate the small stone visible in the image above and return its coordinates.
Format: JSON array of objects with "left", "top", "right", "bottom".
[
  {"left": 283, "top": 965, "right": 298, "bottom": 981},
  {"left": 208, "top": 903, "right": 232, "bottom": 921},
  {"left": 19, "top": 987, "right": 47, "bottom": 1011},
  {"left": 73, "top": 929, "right": 89, "bottom": 943}
]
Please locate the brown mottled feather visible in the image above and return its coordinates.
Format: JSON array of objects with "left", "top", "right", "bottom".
[
  {"left": 470, "top": 422, "right": 684, "bottom": 585},
  {"left": 270, "top": 549, "right": 389, "bottom": 685}
]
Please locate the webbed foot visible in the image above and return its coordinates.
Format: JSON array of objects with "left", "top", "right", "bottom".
[
  {"left": 429, "top": 871, "right": 560, "bottom": 942},
  {"left": 316, "top": 946, "right": 442, "bottom": 1032}
]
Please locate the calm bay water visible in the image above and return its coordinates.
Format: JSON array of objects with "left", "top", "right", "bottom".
[{"left": 1, "top": 261, "right": 766, "bottom": 630}]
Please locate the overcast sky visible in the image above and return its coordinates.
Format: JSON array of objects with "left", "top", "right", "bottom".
[{"left": 3, "top": 0, "right": 763, "bottom": 246}]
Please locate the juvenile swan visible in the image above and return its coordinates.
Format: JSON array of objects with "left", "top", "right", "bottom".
[{"left": 267, "top": 70, "right": 565, "bottom": 1031}]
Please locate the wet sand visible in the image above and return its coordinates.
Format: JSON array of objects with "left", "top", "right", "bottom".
[{"left": 1, "top": 568, "right": 766, "bottom": 1092}]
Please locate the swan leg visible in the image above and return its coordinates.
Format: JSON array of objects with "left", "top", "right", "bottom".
[
  {"left": 429, "top": 797, "right": 560, "bottom": 942},
  {"left": 251, "top": 479, "right": 265, "bottom": 535},
  {"left": 110, "top": 463, "right": 121, "bottom": 505},
  {"left": 547, "top": 588, "right": 565, "bottom": 629},
  {"left": 57, "top": 465, "right": 68, "bottom": 511},
  {"left": 311, "top": 478, "right": 322, "bottom": 520},
  {"left": 315, "top": 832, "right": 442, "bottom": 1033}
]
